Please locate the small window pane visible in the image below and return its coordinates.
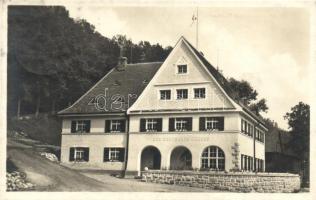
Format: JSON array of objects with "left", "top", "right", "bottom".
[
  {"left": 176, "top": 89, "right": 188, "bottom": 99},
  {"left": 177, "top": 65, "right": 187, "bottom": 74},
  {"left": 160, "top": 90, "right": 171, "bottom": 100},
  {"left": 194, "top": 88, "right": 205, "bottom": 98},
  {"left": 201, "top": 146, "right": 225, "bottom": 171}
]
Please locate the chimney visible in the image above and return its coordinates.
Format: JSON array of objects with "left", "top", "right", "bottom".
[{"left": 116, "top": 56, "right": 128, "bottom": 71}]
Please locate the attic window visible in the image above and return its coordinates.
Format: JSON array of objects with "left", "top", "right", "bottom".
[
  {"left": 177, "top": 65, "right": 187, "bottom": 74},
  {"left": 143, "top": 79, "right": 149, "bottom": 84}
]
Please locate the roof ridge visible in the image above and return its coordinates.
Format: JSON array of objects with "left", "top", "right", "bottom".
[{"left": 127, "top": 61, "right": 163, "bottom": 65}]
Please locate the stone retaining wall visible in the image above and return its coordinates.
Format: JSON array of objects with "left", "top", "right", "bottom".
[{"left": 141, "top": 170, "right": 300, "bottom": 193}]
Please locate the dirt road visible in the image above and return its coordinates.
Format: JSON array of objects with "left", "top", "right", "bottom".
[{"left": 7, "top": 139, "right": 214, "bottom": 192}]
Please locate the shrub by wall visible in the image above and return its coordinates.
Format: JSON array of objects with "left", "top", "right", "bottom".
[{"left": 141, "top": 170, "right": 300, "bottom": 193}]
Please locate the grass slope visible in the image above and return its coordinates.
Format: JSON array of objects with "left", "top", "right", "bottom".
[{"left": 8, "top": 114, "right": 61, "bottom": 146}]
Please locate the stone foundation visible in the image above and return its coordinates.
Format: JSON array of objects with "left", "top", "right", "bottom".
[{"left": 141, "top": 170, "right": 300, "bottom": 193}]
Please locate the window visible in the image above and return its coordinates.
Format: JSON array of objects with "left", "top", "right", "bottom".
[
  {"left": 194, "top": 88, "right": 205, "bottom": 98},
  {"left": 177, "top": 64, "right": 187, "bottom": 74},
  {"left": 250, "top": 125, "right": 253, "bottom": 137},
  {"left": 104, "top": 148, "right": 125, "bottom": 162},
  {"left": 241, "top": 119, "right": 246, "bottom": 133},
  {"left": 69, "top": 147, "right": 89, "bottom": 162},
  {"left": 241, "top": 154, "right": 261, "bottom": 171},
  {"left": 169, "top": 118, "right": 192, "bottom": 132},
  {"left": 111, "top": 120, "right": 121, "bottom": 132},
  {"left": 160, "top": 90, "right": 171, "bottom": 100},
  {"left": 241, "top": 119, "right": 254, "bottom": 138},
  {"left": 201, "top": 146, "right": 225, "bottom": 170},
  {"left": 71, "top": 120, "right": 91, "bottom": 133},
  {"left": 205, "top": 117, "right": 219, "bottom": 130},
  {"left": 176, "top": 89, "right": 188, "bottom": 99},
  {"left": 175, "top": 119, "right": 187, "bottom": 131},
  {"left": 105, "top": 120, "right": 125, "bottom": 133},
  {"left": 255, "top": 128, "right": 265, "bottom": 143},
  {"left": 200, "top": 117, "right": 224, "bottom": 131},
  {"left": 140, "top": 118, "right": 162, "bottom": 132},
  {"left": 146, "top": 119, "right": 157, "bottom": 131}
]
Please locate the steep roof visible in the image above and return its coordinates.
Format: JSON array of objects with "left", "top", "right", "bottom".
[
  {"left": 59, "top": 36, "right": 266, "bottom": 127},
  {"left": 58, "top": 62, "right": 162, "bottom": 115},
  {"left": 182, "top": 37, "right": 266, "bottom": 126}
]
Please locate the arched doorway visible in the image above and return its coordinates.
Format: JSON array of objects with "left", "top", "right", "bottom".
[
  {"left": 170, "top": 146, "right": 192, "bottom": 170},
  {"left": 201, "top": 146, "right": 225, "bottom": 171},
  {"left": 140, "top": 146, "right": 161, "bottom": 171}
]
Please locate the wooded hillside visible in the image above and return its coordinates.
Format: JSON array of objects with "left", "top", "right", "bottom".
[{"left": 7, "top": 6, "right": 172, "bottom": 117}]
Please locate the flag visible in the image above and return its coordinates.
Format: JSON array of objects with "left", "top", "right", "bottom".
[
  {"left": 192, "top": 14, "right": 197, "bottom": 21},
  {"left": 190, "top": 14, "right": 197, "bottom": 26}
]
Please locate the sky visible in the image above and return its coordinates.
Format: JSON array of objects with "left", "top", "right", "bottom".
[{"left": 66, "top": 5, "right": 311, "bottom": 130}]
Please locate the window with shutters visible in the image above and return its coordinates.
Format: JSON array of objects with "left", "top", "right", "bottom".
[
  {"left": 111, "top": 120, "right": 121, "bottom": 132},
  {"left": 71, "top": 120, "right": 90, "bottom": 133},
  {"left": 69, "top": 147, "right": 89, "bottom": 162},
  {"left": 146, "top": 119, "right": 157, "bottom": 131},
  {"left": 103, "top": 148, "right": 125, "bottom": 162},
  {"left": 201, "top": 146, "right": 225, "bottom": 170},
  {"left": 160, "top": 90, "right": 171, "bottom": 100},
  {"left": 176, "top": 89, "right": 188, "bottom": 99},
  {"left": 175, "top": 119, "right": 187, "bottom": 131},
  {"left": 105, "top": 120, "right": 125, "bottom": 133},
  {"left": 200, "top": 117, "right": 224, "bottom": 131},
  {"left": 194, "top": 88, "right": 205, "bottom": 99},
  {"left": 140, "top": 118, "right": 162, "bottom": 132},
  {"left": 174, "top": 118, "right": 191, "bottom": 131},
  {"left": 205, "top": 117, "right": 219, "bottom": 130}
]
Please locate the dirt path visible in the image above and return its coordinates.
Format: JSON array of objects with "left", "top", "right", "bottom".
[
  {"left": 7, "top": 139, "right": 215, "bottom": 192},
  {"left": 7, "top": 147, "right": 112, "bottom": 191}
]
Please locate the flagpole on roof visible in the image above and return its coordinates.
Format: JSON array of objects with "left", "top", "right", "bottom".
[{"left": 196, "top": 7, "right": 199, "bottom": 50}]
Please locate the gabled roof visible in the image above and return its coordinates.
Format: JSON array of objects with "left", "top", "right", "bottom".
[
  {"left": 58, "top": 62, "right": 162, "bottom": 115},
  {"left": 182, "top": 37, "right": 266, "bottom": 126},
  {"left": 59, "top": 36, "right": 266, "bottom": 127}
]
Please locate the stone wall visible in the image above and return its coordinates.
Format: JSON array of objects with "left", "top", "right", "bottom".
[{"left": 141, "top": 170, "right": 300, "bottom": 193}]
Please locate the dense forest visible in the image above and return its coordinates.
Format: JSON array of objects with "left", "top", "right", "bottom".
[{"left": 7, "top": 6, "right": 172, "bottom": 117}]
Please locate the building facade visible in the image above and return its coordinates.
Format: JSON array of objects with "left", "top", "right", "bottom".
[{"left": 58, "top": 37, "right": 267, "bottom": 176}]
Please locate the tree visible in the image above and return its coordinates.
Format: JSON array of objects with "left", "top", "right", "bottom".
[
  {"left": 284, "top": 102, "right": 310, "bottom": 158},
  {"left": 7, "top": 7, "right": 172, "bottom": 118},
  {"left": 227, "top": 78, "right": 268, "bottom": 115}
]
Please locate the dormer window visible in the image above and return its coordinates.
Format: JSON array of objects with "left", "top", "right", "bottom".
[{"left": 177, "top": 64, "right": 187, "bottom": 74}]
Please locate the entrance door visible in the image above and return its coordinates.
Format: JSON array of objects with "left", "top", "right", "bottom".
[
  {"left": 170, "top": 146, "right": 192, "bottom": 170},
  {"left": 141, "top": 146, "right": 161, "bottom": 171}
]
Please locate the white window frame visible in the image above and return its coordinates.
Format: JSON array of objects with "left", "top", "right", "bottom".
[
  {"left": 76, "top": 120, "right": 86, "bottom": 133},
  {"left": 176, "top": 89, "right": 188, "bottom": 100},
  {"left": 110, "top": 120, "right": 121, "bottom": 132},
  {"left": 74, "top": 148, "right": 85, "bottom": 161},
  {"left": 201, "top": 146, "right": 225, "bottom": 170},
  {"left": 194, "top": 88, "right": 206, "bottom": 99},
  {"left": 175, "top": 118, "right": 187, "bottom": 131},
  {"left": 108, "top": 148, "right": 120, "bottom": 161},
  {"left": 160, "top": 90, "right": 171, "bottom": 100},
  {"left": 146, "top": 119, "right": 157, "bottom": 132},
  {"left": 177, "top": 64, "right": 187, "bottom": 74},
  {"left": 205, "top": 117, "right": 219, "bottom": 131}
]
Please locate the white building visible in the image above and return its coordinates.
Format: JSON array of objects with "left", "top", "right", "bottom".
[{"left": 58, "top": 37, "right": 267, "bottom": 176}]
